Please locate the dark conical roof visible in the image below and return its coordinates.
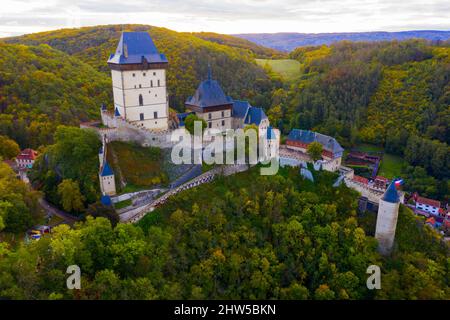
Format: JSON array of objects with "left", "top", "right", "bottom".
[
  {"left": 382, "top": 181, "right": 400, "bottom": 203},
  {"left": 185, "top": 67, "right": 233, "bottom": 109}
]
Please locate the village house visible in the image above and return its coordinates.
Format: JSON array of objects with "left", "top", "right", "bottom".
[
  {"left": 415, "top": 196, "right": 441, "bottom": 215},
  {"left": 15, "top": 148, "right": 38, "bottom": 169}
]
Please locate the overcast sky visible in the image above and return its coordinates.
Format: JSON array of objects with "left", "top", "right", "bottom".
[{"left": 1, "top": 0, "right": 450, "bottom": 37}]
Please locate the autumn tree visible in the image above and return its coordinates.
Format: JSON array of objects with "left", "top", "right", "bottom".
[
  {"left": 0, "top": 135, "right": 20, "bottom": 159},
  {"left": 307, "top": 141, "right": 323, "bottom": 161},
  {"left": 57, "top": 179, "right": 85, "bottom": 213}
]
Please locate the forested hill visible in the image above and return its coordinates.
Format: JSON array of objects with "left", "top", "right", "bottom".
[
  {"left": 190, "top": 32, "right": 286, "bottom": 59},
  {"left": 4, "top": 25, "right": 278, "bottom": 112},
  {"left": 0, "top": 43, "right": 111, "bottom": 148},
  {"left": 267, "top": 40, "right": 449, "bottom": 199},
  {"left": 235, "top": 30, "right": 450, "bottom": 52}
]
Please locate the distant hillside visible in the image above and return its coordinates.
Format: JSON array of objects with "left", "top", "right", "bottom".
[
  {"left": 0, "top": 42, "right": 111, "bottom": 148},
  {"left": 190, "top": 32, "right": 286, "bottom": 58},
  {"left": 5, "top": 25, "right": 277, "bottom": 111},
  {"left": 235, "top": 30, "right": 450, "bottom": 52}
]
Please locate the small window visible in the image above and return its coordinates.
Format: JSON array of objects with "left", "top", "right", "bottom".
[
  {"left": 139, "top": 84, "right": 142, "bottom": 88},
  {"left": 222, "top": 120, "right": 225, "bottom": 126},
  {"left": 139, "top": 94, "right": 143, "bottom": 106},
  {"left": 221, "top": 111, "right": 224, "bottom": 117},
  {"left": 155, "top": 94, "right": 157, "bottom": 97},
  {"left": 151, "top": 80, "right": 153, "bottom": 87},
  {"left": 132, "top": 73, "right": 135, "bottom": 77},
  {"left": 158, "top": 79, "right": 160, "bottom": 86},
  {"left": 153, "top": 72, "right": 156, "bottom": 76},
  {"left": 208, "top": 122, "right": 212, "bottom": 128},
  {"left": 154, "top": 111, "right": 158, "bottom": 119},
  {"left": 143, "top": 72, "right": 146, "bottom": 76},
  {"left": 134, "top": 85, "right": 137, "bottom": 88},
  {"left": 140, "top": 113, "right": 144, "bottom": 121},
  {"left": 208, "top": 113, "right": 212, "bottom": 119}
]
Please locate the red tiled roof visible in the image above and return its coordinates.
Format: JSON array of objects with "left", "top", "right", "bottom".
[
  {"left": 353, "top": 175, "right": 368, "bottom": 185},
  {"left": 426, "top": 217, "right": 436, "bottom": 225},
  {"left": 375, "top": 176, "right": 389, "bottom": 183},
  {"left": 16, "top": 149, "right": 38, "bottom": 161},
  {"left": 416, "top": 196, "right": 441, "bottom": 208}
]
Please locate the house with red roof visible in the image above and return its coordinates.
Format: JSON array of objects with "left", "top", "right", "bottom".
[
  {"left": 415, "top": 196, "right": 441, "bottom": 215},
  {"left": 15, "top": 149, "right": 38, "bottom": 169}
]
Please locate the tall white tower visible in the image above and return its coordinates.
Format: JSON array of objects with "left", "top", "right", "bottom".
[
  {"left": 107, "top": 32, "right": 169, "bottom": 131},
  {"left": 375, "top": 181, "right": 401, "bottom": 255}
]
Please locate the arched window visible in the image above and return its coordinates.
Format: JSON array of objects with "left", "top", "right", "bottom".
[{"left": 139, "top": 94, "right": 143, "bottom": 106}]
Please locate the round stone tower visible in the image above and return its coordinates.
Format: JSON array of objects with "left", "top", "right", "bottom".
[{"left": 375, "top": 181, "right": 400, "bottom": 255}]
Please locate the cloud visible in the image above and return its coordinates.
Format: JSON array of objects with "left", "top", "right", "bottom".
[{"left": 0, "top": 0, "right": 449, "bottom": 36}]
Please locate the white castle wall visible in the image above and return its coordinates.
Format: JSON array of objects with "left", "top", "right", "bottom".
[{"left": 111, "top": 68, "right": 169, "bottom": 130}]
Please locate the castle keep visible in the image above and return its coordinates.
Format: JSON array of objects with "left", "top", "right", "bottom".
[{"left": 108, "top": 32, "right": 169, "bottom": 131}]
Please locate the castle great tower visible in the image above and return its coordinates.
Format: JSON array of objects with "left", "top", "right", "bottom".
[
  {"left": 108, "top": 32, "right": 169, "bottom": 130},
  {"left": 375, "top": 181, "right": 401, "bottom": 255}
]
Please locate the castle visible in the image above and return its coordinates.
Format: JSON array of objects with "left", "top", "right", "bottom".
[
  {"left": 96, "top": 31, "right": 399, "bottom": 255},
  {"left": 97, "top": 31, "right": 280, "bottom": 196}
]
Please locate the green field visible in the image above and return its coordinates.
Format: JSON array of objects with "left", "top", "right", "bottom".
[
  {"left": 379, "top": 153, "right": 406, "bottom": 179},
  {"left": 351, "top": 143, "right": 406, "bottom": 179},
  {"left": 256, "top": 59, "right": 301, "bottom": 81}
]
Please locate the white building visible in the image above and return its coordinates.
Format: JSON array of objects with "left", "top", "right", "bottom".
[
  {"left": 108, "top": 32, "right": 169, "bottom": 131},
  {"left": 15, "top": 148, "right": 38, "bottom": 169},
  {"left": 415, "top": 196, "right": 441, "bottom": 215}
]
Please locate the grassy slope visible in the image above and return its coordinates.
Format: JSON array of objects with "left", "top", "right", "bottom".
[
  {"left": 106, "top": 141, "right": 168, "bottom": 191},
  {"left": 256, "top": 59, "right": 301, "bottom": 81}
]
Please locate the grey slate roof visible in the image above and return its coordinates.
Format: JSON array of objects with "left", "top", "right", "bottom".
[
  {"left": 244, "top": 107, "right": 268, "bottom": 126},
  {"left": 107, "top": 32, "right": 168, "bottom": 65},
  {"left": 186, "top": 69, "right": 233, "bottom": 109},
  {"left": 232, "top": 100, "right": 251, "bottom": 119},
  {"left": 287, "top": 129, "right": 344, "bottom": 155}
]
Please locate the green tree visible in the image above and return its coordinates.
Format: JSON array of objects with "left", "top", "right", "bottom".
[
  {"left": 0, "top": 135, "right": 20, "bottom": 159},
  {"left": 86, "top": 202, "right": 119, "bottom": 227},
  {"left": 307, "top": 141, "right": 323, "bottom": 161},
  {"left": 184, "top": 114, "right": 207, "bottom": 135},
  {"left": 57, "top": 179, "right": 85, "bottom": 213}
]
